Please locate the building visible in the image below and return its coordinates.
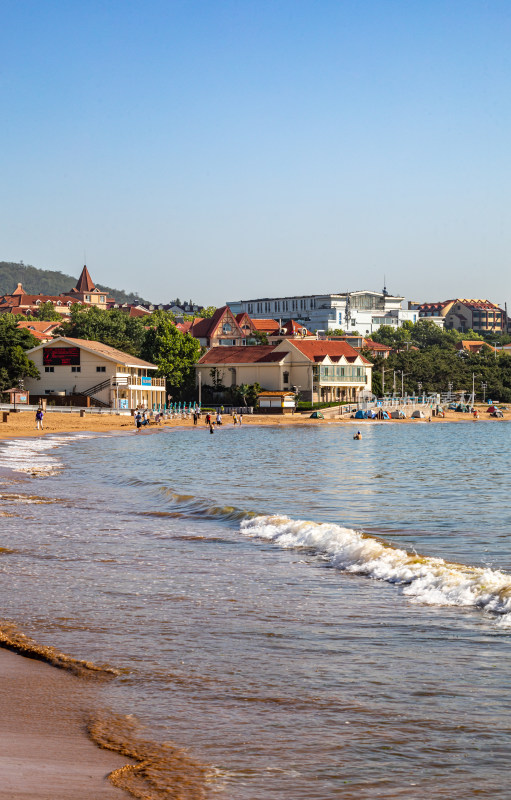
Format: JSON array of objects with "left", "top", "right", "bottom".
[
  {"left": 444, "top": 300, "right": 506, "bottom": 335},
  {"left": 179, "top": 306, "right": 248, "bottom": 347},
  {"left": 0, "top": 265, "right": 112, "bottom": 317},
  {"left": 196, "top": 339, "right": 372, "bottom": 403},
  {"left": 66, "top": 265, "right": 112, "bottom": 310},
  {"left": 24, "top": 337, "right": 165, "bottom": 409},
  {"left": 0, "top": 284, "right": 80, "bottom": 316},
  {"left": 454, "top": 340, "right": 492, "bottom": 355},
  {"left": 413, "top": 299, "right": 508, "bottom": 334},
  {"left": 16, "top": 320, "right": 61, "bottom": 343},
  {"left": 227, "top": 288, "right": 414, "bottom": 334}
]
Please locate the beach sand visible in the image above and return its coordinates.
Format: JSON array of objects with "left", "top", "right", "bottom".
[{"left": 0, "top": 647, "right": 130, "bottom": 800}]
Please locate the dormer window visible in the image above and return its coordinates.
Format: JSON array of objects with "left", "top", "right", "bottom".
[
  {"left": 56, "top": 300, "right": 62, "bottom": 306},
  {"left": 35, "top": 299, "right": 41, "bottom": 305},
  {"left": 222, "top": 323, "right": 232, "bottom": 334}
]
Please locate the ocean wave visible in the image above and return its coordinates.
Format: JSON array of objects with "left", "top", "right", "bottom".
[
  {"left": 239, "top": 515, "right": 511, "bottom": 625},
  {"left": 0, "top": 433, "right": 98, "bottom": 476}
]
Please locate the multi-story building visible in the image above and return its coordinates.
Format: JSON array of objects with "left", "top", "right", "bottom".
[
  {"left": 0, "top": 265, "right": 111, "bottom": 317},
  {"left": 444, "top": 300, "right": 506, "bottom": 335},
  {"left": 227, "top": 289, "right": 414, "bottom": 335},
  {"left": 196, "top": 339, "right": 372, "bottom": 403},
  {"left": 413, "top": 299, "right": 507, "bottom": 334},
  {"left": 24, "top": 336, "right": 165, "bottom": 409}
]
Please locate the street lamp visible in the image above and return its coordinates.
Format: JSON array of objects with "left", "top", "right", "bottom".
[
  {"left": 448, "top": 381, "right": 453, "bottom": 401},
  {"left": 400, "top": 371, "right": 410, "bottom": 398},
  {"left": 481, "top": 382, "right": 487, "bottom": 404},
  {"left": 417, "top": 381, "right": 422, "bottom": 401}
]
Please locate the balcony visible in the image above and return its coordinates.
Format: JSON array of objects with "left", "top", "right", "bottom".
[{"left": 114, "top": 374, "right": 166, "bottom": 389}]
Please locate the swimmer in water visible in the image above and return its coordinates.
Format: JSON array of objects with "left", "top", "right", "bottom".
[{"left": 354, "top": 430, "right": 362, "bottom": 440}]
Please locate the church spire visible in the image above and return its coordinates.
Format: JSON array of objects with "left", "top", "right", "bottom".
[{"left": 74, "top": 265, "right": 96, "bottom": 293}]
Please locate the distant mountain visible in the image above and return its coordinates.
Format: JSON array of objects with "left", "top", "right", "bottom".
[{"left": 0, "top": 261, "right": 152, "bottom": 305}]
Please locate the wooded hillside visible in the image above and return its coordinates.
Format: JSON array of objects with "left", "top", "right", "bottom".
[{"left": 0, "top": 261, "right": 151, "bottom": 305}]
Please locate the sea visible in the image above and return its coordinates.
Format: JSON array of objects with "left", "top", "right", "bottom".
[{"left": 1, "top": 419, "right": 511, "bottom": 799}]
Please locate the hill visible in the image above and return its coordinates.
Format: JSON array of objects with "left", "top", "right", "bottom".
[{"left": 0, "top": 261, "right": 151, "bottom": 305}]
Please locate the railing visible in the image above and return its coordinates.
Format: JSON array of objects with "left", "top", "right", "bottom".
[{"left": 125, "top": 375, "right": 165, "bottom": 387}]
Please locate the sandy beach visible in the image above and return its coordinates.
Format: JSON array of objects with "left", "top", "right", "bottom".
[{"left": 0, "top": 646, "right": 129, "bottom": 800}]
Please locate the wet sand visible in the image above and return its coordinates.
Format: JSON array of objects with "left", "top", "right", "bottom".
[{"left": 0, "top": 647, "right": 130, "bottom": 800}]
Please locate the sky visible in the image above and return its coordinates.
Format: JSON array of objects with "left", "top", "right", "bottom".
[{"left": 1, "top": 0, "right": 510, "bottom": 307}]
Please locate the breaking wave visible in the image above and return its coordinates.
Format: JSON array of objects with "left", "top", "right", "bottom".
[
  {"left": 0, "top": 434, "right": 97, "bottom": 476},
  {"left": 239, "top": 514, "right": 511, "bottom": 625}
]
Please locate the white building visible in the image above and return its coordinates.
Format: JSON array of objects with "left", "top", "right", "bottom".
[
  {"left": 25, "top": 337, "right": 166, "bottom": 409},
  {"left": 227, "top": 289, "right": 416, "bottom": 335}
]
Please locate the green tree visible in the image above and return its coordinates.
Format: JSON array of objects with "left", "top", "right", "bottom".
[
  {"left": 58, "top": 306, "right": 148, "bottom": 356},
  {"left": 0, "top": 315, "right": 40, "bottom": 393},
  {"left": 141, "top": 318, "right": 201, "bottom": 399},
  {"left": 200, "top": 306, "right": 217, "bottom": 318},
  {"left": 32, "top": 301, "right": 62, "bottom": 321}
]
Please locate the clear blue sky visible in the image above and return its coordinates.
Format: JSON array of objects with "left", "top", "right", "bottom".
[{"left": 1, "top": 0, "right": 510, "bottom": 307}]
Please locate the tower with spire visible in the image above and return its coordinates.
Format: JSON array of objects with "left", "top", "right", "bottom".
[{"left": 65, "top": 265, "right": 110, "bottom": 310}]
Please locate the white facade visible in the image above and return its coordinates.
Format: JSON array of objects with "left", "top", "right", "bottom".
[
  {"left": 25, "top": 337, "right": 166, "bottom": 409},
  {"left": 227, "top": 290, "right": 413, "bottom": 334}
]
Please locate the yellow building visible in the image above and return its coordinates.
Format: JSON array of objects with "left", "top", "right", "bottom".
[
  {"left": 196, "top": 339, "right": 372, "bottom": 403},
  {"left": 25, "top": 337, "right": 165, "bottom": 409}
]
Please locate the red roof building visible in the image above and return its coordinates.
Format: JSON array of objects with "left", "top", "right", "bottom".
[{"left": 196, "top": 339, "right": 372, "bottom": 404}]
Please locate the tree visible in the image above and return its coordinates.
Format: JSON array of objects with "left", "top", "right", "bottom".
[
  {"left": 141, "top": 317, "right": 202, "bottom": 399},
  {"left": 58, "top": 306, "right": 148, "bottom": 356},
  {"left": 252, "top": 330, "right": 269, "bottom": 345},
  {"left": 0, "top": 315, "right": 40, "bottom": 393},
  {"left": 32, "top": 301, "right": 62, "bottom": 321},
  {"left": 200, "top": 306, "right": 217, "bottom": 318}
]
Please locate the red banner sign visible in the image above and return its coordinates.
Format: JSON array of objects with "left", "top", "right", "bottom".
[{"left": 43, "top": 347, "right": 81, "bottom": 366}]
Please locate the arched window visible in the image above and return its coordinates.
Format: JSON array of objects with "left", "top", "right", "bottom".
[{"left": 222, "top": 322, "right": 232, "bottom": 334}]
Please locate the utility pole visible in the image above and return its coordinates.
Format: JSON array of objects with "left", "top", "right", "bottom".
[
  {"left": 382, "top": 364, "right": 385, "bottom": 396},
  {"left": 481, "top": 381, "right": 487, "bottom": 404},
  {"left": 198, "top": 372, "right": 202, "bottom": 406},
  {"left": 393, "top": 370, "right": 396, "bottom": 396}
]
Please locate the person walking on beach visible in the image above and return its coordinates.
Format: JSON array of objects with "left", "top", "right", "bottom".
[
  {"left": 233, "top": 411, "right": 237, "bottom": 425},
  {"left": 135, "top": 411, "right": 142, "bottom": 431},
  {"left": 216, "top": 412, "right": 222, "bottom": 426},
  {"left": 35, "top": 407, "right": 44, "bottom": 430},
  {"left": 209, "top": 422, "right": 214, "bottom": 434},
  {"left": 205, "top": 412, "right": 211, "bottom": 426},
  {"left": 193, "top": 410, "right": 198, "bottom": 425}
]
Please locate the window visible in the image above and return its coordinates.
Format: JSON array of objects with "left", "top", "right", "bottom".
[
  {"left": 96, "top": 366, "right": 106, "bottom": 372},
  {"left": 71, "top": 366, "right": 81, "bottom": 373},
  {"left": 283, "top": 371, "right": 289, "bottom": 384},
  {"left": 45, "top": 366, "right": 54, "bottom": 373},
  {"left": 222, "top": 323, "right": 232, "bottom": 334},
  {"left": 100, "top": 296, "right": 105, "bottom": 302}
]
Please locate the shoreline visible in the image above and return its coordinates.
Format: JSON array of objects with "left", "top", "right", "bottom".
[
  {"left": 0, "top": 646, "right": 130, "bottom": 800},
  {"left": 0, "top": 405, "right": 509, "bottom": 442}
]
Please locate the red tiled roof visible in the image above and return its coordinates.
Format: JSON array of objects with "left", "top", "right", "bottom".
[
  {"left": 287, "top": 339, "right": 372, "bottom": 365},
  {"left": 16, "top": 320, "right": 61, "bottom": 333},
  {"left": 363, "top": 339, "right": 392, "bottom": 351},
  {"left": 71, "top": 265, "right": 96, "bottom": 293},
  {"left": 197, "top": 346, "right": 284, "bottom": 365},
  {"left": 250, "top": 318, "right": 279, "bottom": 332}
]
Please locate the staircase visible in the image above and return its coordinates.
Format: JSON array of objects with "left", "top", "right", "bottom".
[{"left": 77, "top": 378, "right": 112, "bottom": 408}]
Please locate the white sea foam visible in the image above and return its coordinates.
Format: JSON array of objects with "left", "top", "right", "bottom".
[
  {"left": 0, "top": 434, "right": 97, "bottom": 476},
  {"left": 240, "top": 515, "right": 511, "bottom": 624}
]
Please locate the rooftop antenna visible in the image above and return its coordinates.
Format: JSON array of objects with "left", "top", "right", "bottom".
[{"left": 383, "top": 275, "right": 388, "bottom": 296}]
